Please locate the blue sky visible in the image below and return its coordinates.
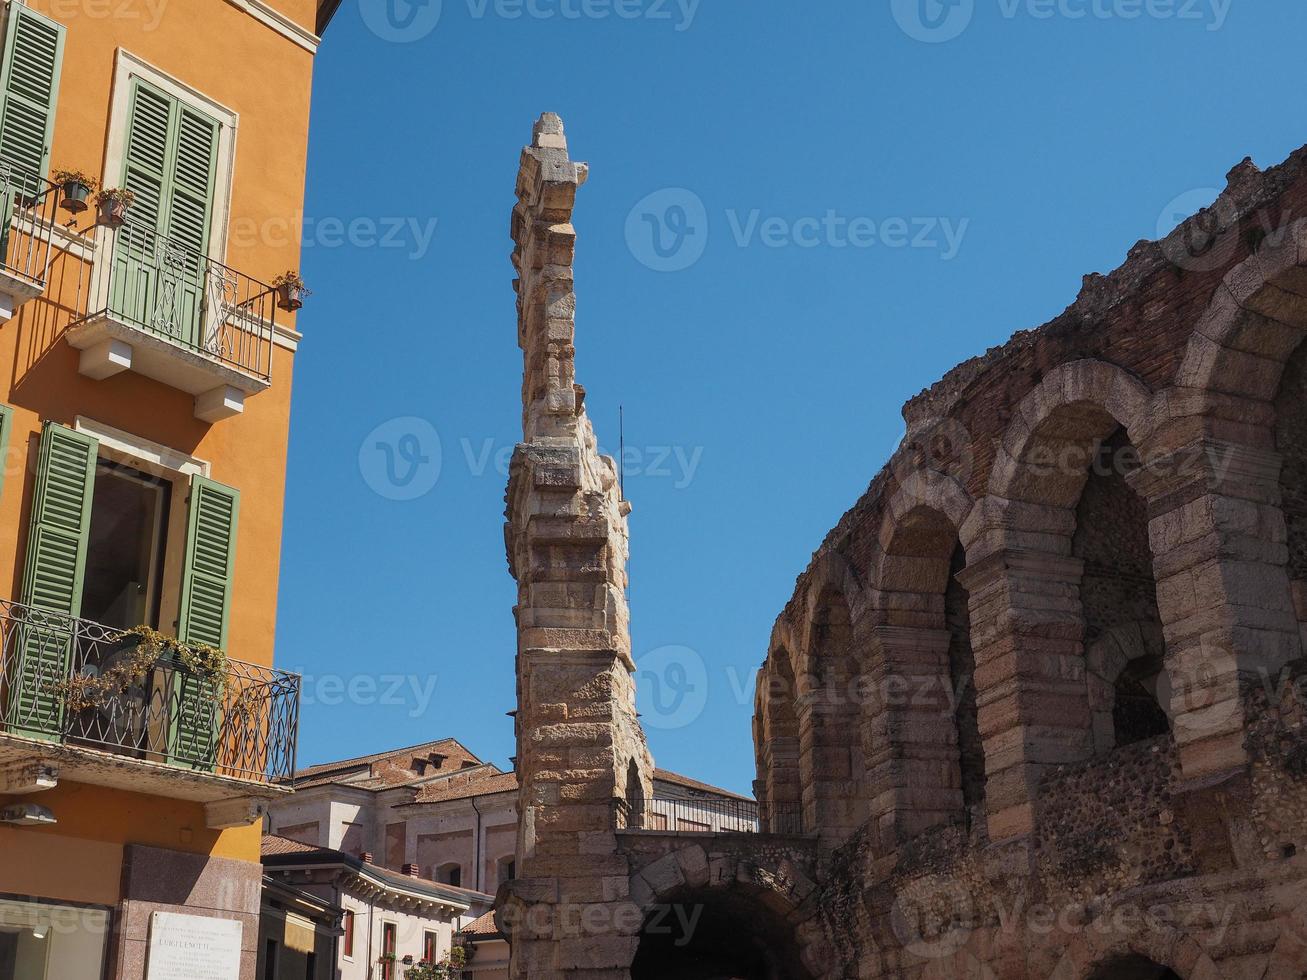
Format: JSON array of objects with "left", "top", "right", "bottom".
[{"left": 277, "top": 0, "right": 1307, "bottom": 794}]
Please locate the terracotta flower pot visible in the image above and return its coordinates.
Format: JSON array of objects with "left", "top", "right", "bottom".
[
  {"left": 96, "top": 197, "right": 129, "bottom": 229},
  {"left": 59, "top": 180, "right": 92, "bottom": 214},
  {"left": 275, "top": 282, "right": 306, "bottom": 312}
]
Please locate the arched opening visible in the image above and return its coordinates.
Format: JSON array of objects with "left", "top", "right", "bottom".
[
  {"left": 800, "top": 589, "right": 864, "bottom": 838},
  {"left": 1276, "top": 339, "right": 1307, "bottom": 648},
  {"left": 946, "top": 543, "right": 984, "bottom": 818},
  {"left": 983, "top": 373, "right": 1168, "bottom": 836},
  {"left": 622, "top": 758, "right": 647, "bottom": 829},
  {"left": 435, "top": 862, "right": 462, "bottom": 887},
  {"left": 630, "top": 887, "right": 811, "bottom": 980},
  {"left": 1112, "top": 654, "right": 1170, "bottom": 746},
  {"left": 1074, "top": 428, "right": 1169, "bottom": 751},
  {"left": 875, "top": 505, "right": 983, "bottom": 835},
  {"left": 760, "top": 650, "right": 803, "bottom": 834},
  {"left": 1087, "top": 954, "right": 1181, "bottom": 980}
]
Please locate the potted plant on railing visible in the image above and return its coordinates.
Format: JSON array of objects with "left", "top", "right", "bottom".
[
  {"left": 271, "top": 270, "right": 310, "bottom": 312},
  {"left": 94, "top": 187, "right": 135, "bottom": 228},
  {"left": 52, "top": 169, "right": 97, "bottom": 213},
  {"left": 47, "top": 627, "right": 230, "bottom": 768}
]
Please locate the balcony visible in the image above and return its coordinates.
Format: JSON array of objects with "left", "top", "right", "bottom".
[
  {"left": 67, "top": 221, "right": 279, "bottom": 421},
  {"left": 0, "top": 163, "right": 63, "bottom": 320},
  {"left": 0, "top": 597, "right": 299, "bottom": 827},
  {"left": 614, "top": 796, "right": 802, "bottom": 835}
]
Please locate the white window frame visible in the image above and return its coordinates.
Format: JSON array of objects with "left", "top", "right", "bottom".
[
  {"left": 73, "top": 416, "right": 210, "bottom": 634},
  {"left": 100, "top": 49, "right": 239, "bottom": 265}
]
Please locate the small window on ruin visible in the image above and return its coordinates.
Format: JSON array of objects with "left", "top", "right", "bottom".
[{"left": 1112, "top": 656, "right": 1170, "bottom": 747}]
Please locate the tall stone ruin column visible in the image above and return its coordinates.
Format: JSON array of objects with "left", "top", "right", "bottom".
[{"left": 499, "top": 113, "right": 654, "bottom": 980}]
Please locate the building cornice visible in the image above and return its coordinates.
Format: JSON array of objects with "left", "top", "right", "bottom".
[{"left": 224, "top": 0, "right": 320, "bottom": 53}]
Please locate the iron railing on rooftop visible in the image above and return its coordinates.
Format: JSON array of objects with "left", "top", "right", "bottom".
[
  {"left": 0, "top": 597, "right": 299, "bottom": 783},
  {"left": 73, "top": 219, "right": 278, "bottom": 383},
  {"left": 0, "top": 161, "right": 62, "bottom": 289},
  {"left": 614, "top": 796, "right": 804, "bottom": 835}
]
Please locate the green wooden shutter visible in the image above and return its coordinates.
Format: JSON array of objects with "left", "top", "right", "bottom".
[
  {"left": 165, "top": 105, "right": 217, "bottom": 256},
  {"left": 115, "top": 80, "right": 219, "bottom": 347},
  {"left": 170, "top": 475, "right": 238, "bottom": 770},
  {"left": 0, "top": 4, "right": 64, "bottom": 188},
  {"left": 121, "top": 79, "right": 171, "bottom": 238},
  {"left": 0, "top": 403, "right": 12, "bottom": 499},
  {"left": 178, "top": 475, "right": 239, "bottom": 649},
  {"left": 10, "top": 422, "right": 97, "bottom": 739}
]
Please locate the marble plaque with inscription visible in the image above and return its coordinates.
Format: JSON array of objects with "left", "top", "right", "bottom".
[{"left": 147, "top": 911, "right": 243, "bottom": 980}]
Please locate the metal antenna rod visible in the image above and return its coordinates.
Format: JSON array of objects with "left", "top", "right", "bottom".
[{"left": 619, "top": 405, "right": 625, "bottom": 501}]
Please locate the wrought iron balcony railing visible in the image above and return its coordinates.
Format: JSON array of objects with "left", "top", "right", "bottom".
[
  {"left": 0, "top": 161, "right": 62, "bottom": 291},
  {"left": 0, "top": 598, "right": 299, "bottom": 784},
  {"left": 73, "top": 220, "right": 278, "bottom": 383},
  {"left": 614, "top": 795, "right": 796, "bottom": 834}
]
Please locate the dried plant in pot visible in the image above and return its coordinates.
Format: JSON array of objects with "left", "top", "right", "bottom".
[
  {"left": 52, "top": 169, "right": 97, "bottom": 213},
  {"left": 94, "top": 187, "right": 135, "bottom": 228},
  {"left": 272, "top": 270, "right": 310, "bottom": 312}
]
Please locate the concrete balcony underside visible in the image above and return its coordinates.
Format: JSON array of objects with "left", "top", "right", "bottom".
[
  {"left": 0, "top": 267, "right": 42, "bottom": 321},
  {"left": 0, "top": 731, "right": 289, "bottom": 827},
  {"left": 66, "top": 312, "right": 271, "bottom": 422}
]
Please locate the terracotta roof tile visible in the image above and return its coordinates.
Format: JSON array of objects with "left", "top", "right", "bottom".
[
  {"left": 653, "top": 769, "right": 753, "bottom": 801},
  {"left": 293, "top": 738, "right": 482, "bottom": 789},
  {"left": 460, "top": 910, "right": 501, "bottom": 939},
  {"left": 262, "top": 834, "right": 320, "bottom": 855},
  {"left": 411, "top": 770, "right": 519, "bottom": 804}
]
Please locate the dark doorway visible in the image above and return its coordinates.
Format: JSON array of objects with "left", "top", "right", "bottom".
[
  {"left": 631, "top": 887, "right": 810, "bottom": 980},
  {"left": 1088, "top": 954, "right": 1182, "bottom": 980}
]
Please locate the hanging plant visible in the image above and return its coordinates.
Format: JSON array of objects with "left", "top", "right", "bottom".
[
  {"left": 48, "top": 626, "right": 231, "bottom": 713},
  {"left": 94, "top": 187, "right": 135, "bottom": 228},
  {"left": 52, "top": 169, "right": 97, "bottom": 213},
  {"left": 271, "top": 270, "right": 310, "bottom": 312}
]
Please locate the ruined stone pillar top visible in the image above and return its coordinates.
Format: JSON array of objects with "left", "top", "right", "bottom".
[{"left": 511, "top": 112, "right": 591, "bottom": 445}]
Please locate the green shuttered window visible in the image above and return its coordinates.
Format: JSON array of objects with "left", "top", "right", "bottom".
[
  {"left": 115, "top": 78, "right": 220, "bottom": 347},
  {"left": 21, "top": 422, "right": 96, "bottom": 617},
  {"left": 122, "top": 78, "right": 219, "bottom": 255},
  {"left": 0, "top": 4, "right": 64, "bottom": 184},
  {"left": 178, "top": 475, "right": 239, "bottom": 650},
  {"left": 11, "top": 426, "right": 243, "bottom": 759},
  {"left": 172, "top": 474, "right": 239, "bottom": 770},
  {"left": 12, "top": 423, "right": 96, "bottom": 739}
]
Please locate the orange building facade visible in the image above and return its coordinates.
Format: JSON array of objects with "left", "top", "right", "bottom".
[{"left": 0, "top": 0, "right": 333, "bottom": 976}]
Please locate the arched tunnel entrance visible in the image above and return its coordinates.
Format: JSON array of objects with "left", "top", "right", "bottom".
[
  {"left": 1087, "top": 955, "right": 1182, "bottom": 980},
  {"left": 630, "top": 886, "right": 813, "bottom": 980}
]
